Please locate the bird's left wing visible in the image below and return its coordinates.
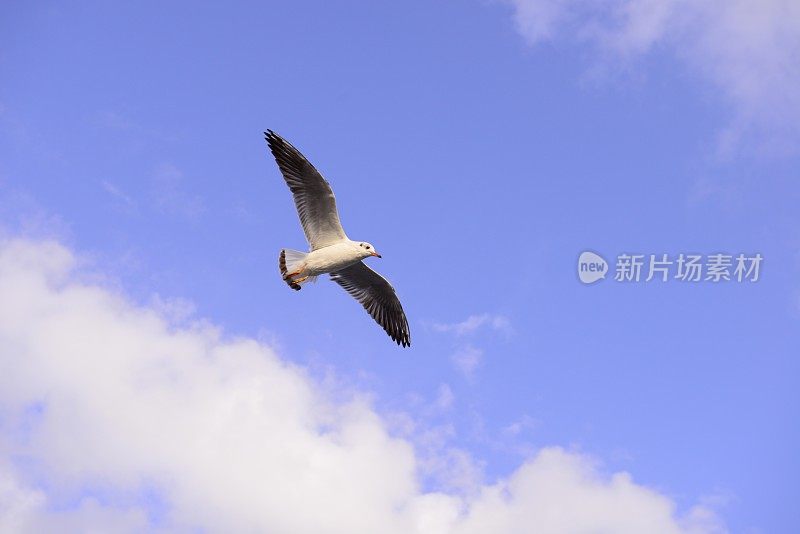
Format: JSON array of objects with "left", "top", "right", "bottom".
[
  {"left": 265, "top": 130, "right": 348, "bottom": 250},
  {"left": 330, "top": 262, "right": 411, "bottom": 347}
]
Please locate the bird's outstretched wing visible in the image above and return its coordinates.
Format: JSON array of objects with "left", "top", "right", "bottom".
[
  {"left": 330, "top": 262, "right": 411, "bottom": 347},
  {"left": 265, "top": 130, "right": 348, "bottom": 250}
]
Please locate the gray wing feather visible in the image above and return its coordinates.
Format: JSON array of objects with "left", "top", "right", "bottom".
[
  {"left": 265, "top": 130, "right": 348, "bottom": 250},
  {"left": 330, "top": 262, "right": 411, "bottom": 347}
]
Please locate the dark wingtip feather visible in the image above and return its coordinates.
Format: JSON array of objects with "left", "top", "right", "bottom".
[
  {"left": 264, "top": 130, "right": 303, "bottom": 171},
  {"left": 390, "top": 325, "right": 411, "bottom": 348},
  {"left": 264, "top": 130, "right": 282, "bottom": 150}
]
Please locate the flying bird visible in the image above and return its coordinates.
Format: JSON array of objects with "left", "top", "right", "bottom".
[{"left": 265, "top": 130, "right": 411, "bottom": 347}]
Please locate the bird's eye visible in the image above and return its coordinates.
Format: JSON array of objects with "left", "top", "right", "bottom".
[{"left": 366, "top": 245, "right": 371, "bottom": 249}]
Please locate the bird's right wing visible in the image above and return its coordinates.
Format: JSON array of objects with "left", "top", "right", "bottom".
[
  {"left": 330, "top": 262, "right": 411, "bottom": 347},
  {"left": 265, "top": 130, "right": 348, "bottom": 250}
]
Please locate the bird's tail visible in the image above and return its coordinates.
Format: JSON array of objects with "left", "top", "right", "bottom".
[{"left": 279, "top": 249, "right": 314, "bottom": 290}]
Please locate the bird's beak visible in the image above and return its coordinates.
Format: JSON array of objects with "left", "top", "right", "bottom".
[{"left": 371, "top": 252, "right": 382, "bottom": 258}]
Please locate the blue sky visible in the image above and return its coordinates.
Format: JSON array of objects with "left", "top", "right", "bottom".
[{"left": 1, "top": 1, "right": 799, "bottom": 532}]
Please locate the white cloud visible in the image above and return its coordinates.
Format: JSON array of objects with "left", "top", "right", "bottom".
[
  {"left": 451, "top": 345, "right": 484, "bottom": 380},
  {"left": 435, "top": 383, "right": 456, "bottom": 412},
  {"left": 452, "top": 448, "right": 724, "bottom": 534},
  {"left": 0, "top": 462, "right": 151, "bottom": 533},
  {"left": 433, "top": 315, "right": 510, "bottom": 380},
  {"left": 505, "top": 0, "right": 800, "bottom": 154},
  {"left": 433, "top": 314, "right": 512, "bottom": 337},
  {"left": 502, "top": 414, "right": 538, "bottom": 438},
  {"left": 0, "top": 237, "right": 724, "bottom": 532},
  {"left": 101, "top": 180, "right": 136, "bottom": 210}
]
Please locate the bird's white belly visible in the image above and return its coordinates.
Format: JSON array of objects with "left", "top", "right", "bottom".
[{"left": 304, "top": 242, "right": 361, "bottom": 275}]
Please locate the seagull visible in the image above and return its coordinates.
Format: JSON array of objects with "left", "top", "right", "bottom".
[{"left": 265, "top": 130, "right": 411, "bottom": 347}]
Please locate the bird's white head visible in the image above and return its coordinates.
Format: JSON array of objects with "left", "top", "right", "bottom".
[{"left": 356, "top": 241, "right": 381, "bottom": 259}]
